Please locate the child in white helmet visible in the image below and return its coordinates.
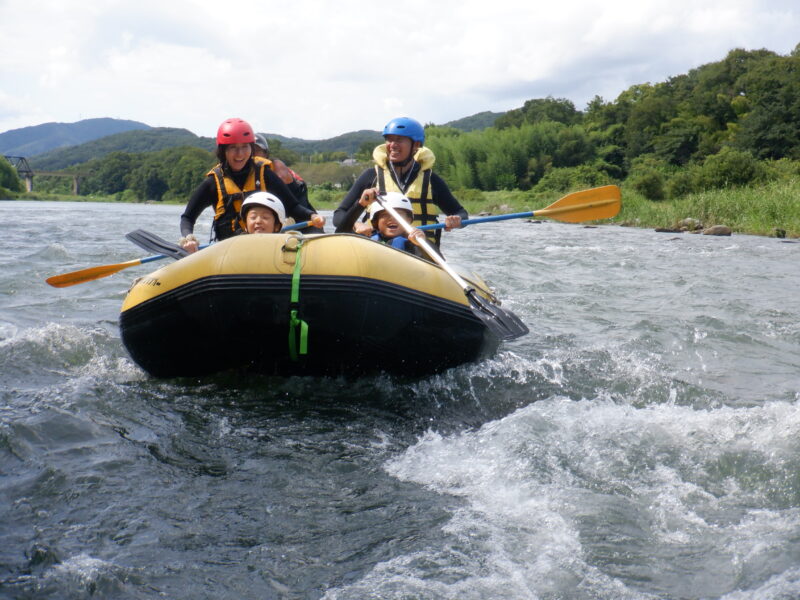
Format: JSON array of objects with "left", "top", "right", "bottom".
[
  {"left": 239, "top": 192, "right": 286, "bottom": 234},
  {"left": 366, "top": 192, "right": 426, "bottom": 254}
]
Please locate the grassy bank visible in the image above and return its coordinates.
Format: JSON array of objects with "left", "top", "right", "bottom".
[
  {"left": 613, "top": 179, "right": 800, "bottom": 237},
  {"left": 9, "top": 191, "right": 187, "bottom": 204}
]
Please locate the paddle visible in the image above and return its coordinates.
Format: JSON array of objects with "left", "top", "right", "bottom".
[
  {"left": 47, "top": 221, "right": 317, "bottom": 288},
  {"left": 46, "top": 253, "right": 176, "bottom": 288},
  {"left": 126, "top": 221, "right": 315, "bottom": 258},
  {"left": 418, "top": 185, "right": 621, "bottom": 231},
  {"left": 126, "top": 229, "right": 190, "bottom": 260},
  {"left": 373, "top": 194, "right": 529, "bottom": 341}
]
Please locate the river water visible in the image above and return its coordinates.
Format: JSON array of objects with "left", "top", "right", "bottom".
[{"left": 1, "top": 200, "right": 799, "bottom": 599}]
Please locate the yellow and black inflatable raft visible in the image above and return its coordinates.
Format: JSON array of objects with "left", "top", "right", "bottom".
[{"left": 119, "top": 233, "right": 527, "bottom": 378}]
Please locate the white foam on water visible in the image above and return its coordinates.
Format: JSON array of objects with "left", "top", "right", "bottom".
[
  {"left": 49, "top": 553, "right": 111, "bottom": 580},
  {"left": 542, "top": 244, "right": 607, "bottom": 255},
  {"left": 344, "top": 396, "right": 800, "bottom": 598},
  {"left": 719, "top": 566, "right": 800, "bottom": 600},
  {"left": 0, "top": 322, "right": 96, "bottom": 367},
  {"left": 29, "top": 242, "right": 75, "bottom": 261},
  {"left": 0, "top": 320, "right": 19, "bottom": 342},
  {"left": 42, "top": 552, "right": 131, "bottom": 593},
  {"left": 0, "top": 322, "right": 144, "bottom": 386}
]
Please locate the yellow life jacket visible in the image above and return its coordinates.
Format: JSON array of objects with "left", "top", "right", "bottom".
[
  {"left": 372, "top": 144, "right": 440, "bottom": 245},
  {"left": 208, "top": 157, "right": 273, "bottom": 239}
]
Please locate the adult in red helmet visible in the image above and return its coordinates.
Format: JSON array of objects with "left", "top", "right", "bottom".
[
  {"left": 179, "top": 118, "right": 325, "bottom": 252},
  {"left": 333, "top": 116, "right": 465, "bottom": 250}
]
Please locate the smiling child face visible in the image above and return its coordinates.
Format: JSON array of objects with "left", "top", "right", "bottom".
[
  {"left": 245, "top": 206, "right": 280, "bottom": 234},
  {"left": 375, "top": 209, "right": 413, "bottom": 238}
]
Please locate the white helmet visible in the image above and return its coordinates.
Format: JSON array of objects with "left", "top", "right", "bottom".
[
  {"left": 368, "top": 192, "right": 414, "bottom": 222},
  {"left": 240, "top": 192, "right": 286, "bottom": 227}
]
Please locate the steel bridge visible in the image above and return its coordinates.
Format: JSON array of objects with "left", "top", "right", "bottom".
[{"left": 3, "top": 155, "right": 84, "bottom": 194}]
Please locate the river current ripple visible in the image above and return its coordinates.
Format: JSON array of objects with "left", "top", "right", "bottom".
[{"left": 1, "top": 200, "right": 799, "bottom": 599}]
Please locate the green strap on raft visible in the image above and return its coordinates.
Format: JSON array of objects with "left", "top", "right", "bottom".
[{"left": 288, "top": 240, "right": 309, "bottom": 360}]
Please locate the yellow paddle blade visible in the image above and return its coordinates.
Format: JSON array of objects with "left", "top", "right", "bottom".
[
  {"left": 46, "top": 258, "right": 143, "bottom": 288},
  {"left": 534, "top": 185, "right": 621, "bottom": 223}
]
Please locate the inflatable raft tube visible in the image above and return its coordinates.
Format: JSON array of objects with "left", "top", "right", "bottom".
[{"left": 119, "top": 233, "right": 518, "bottom": 378}]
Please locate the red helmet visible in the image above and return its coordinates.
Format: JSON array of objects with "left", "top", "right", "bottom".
[{"left": 216, "top": 118, "right": 254, "bottom": 144}]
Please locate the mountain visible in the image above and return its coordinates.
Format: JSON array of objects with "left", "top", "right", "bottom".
[
  {"left": 0, "top": 117, "right": 150, "bottom": 157},
  {"left": 7, "top": 110, "right": 508, "bottom": 171},
  {"left": 29, "top": 128, "right": 214, "bottom": 170},
  {"left": 442, "top": 111, "right": 504, "bottom": 131},
  {"left": 267, "top": 113, "right": 506, "bottom": 153},
  {"left": 264, "top": 130, "right": 383, "bottom": 156}
]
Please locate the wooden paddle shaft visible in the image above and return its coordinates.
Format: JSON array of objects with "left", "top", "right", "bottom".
[{"left": 374, "top": 196, "right": 474, "bottom": 292}]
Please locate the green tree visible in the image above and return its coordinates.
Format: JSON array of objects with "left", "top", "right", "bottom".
[
  {"left": 733, "top": 52, "right": 800, "bottom": 159},
  {"left": 620, "top": 84, "right": 676, "bottom": 159},
  {"left": 129, "top": 153, "right": 169, "bottom": 201},
  {"left": 267, "top": 138, "right": 301, "bottom": 166},
  {"left": 355, "top": 140, "right": 377, "bottom": 162},
  {"left": 0, "top": 157, "right": 23, "bottom": 193},
  {"left": 82, "top": 151, "right": 138, "bottom": 195},
  {"left": 695, "top": 147, "right": 766, "bottom": 189},
  {"left": 425, "top": 125, "right": 462, "bottom": 138},
  {"left": 534, "top": 164, "right": 613, "bottom": 193},
  {"left": 496, "top": 96, "right": 582, "bottom": 129},
  {"left": 552, "top": 126, "right": 594, "bottom": 167},
  {"left": 165, "top": 147, "right": 214, "bottom": 200},
  {"left": 653, "top": 117, "right": 701, "bottom": 165}
]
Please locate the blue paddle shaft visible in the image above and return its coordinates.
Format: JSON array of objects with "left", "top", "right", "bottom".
[
  {"left": 140, "top": 244, "right": 211, "bottom": 264},
  {"left": 283, "top": 220, "right": 311, "bottom": 232},
  {"left": 418, "top": 212, "right": 536, "bottom": 231}
]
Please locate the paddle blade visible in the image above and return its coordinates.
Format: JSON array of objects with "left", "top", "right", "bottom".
[
  {"left": 46, "top": 259, "right": 142, "bottom": 288},
  {"left": 126, "top": 229, "right": 188, "bottom": 259},
  {"left": 535, "top": 185, "right": 621, "bottom": 223},
  {"left": 467, "top": 290, "right": 529, "bottom": 341}
]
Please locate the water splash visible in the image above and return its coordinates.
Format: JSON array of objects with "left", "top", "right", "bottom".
[{"left": 379, "top": 396, "right": 800, "bottom": 598}]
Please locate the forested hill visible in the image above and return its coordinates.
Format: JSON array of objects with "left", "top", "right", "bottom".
[
  {"left": 0, "top": 118, "right": 149, "bottom": 157},
  {"left": 23, "top": 111, "right": 504, "bottom": 171},
  {"left": 262, "top": 113, "right": 504, "bottom": 155},
  {"left": 27, "top": 128, "right": 385, "bottom": 171},
  {"left": 263, "top": 130, "right": 383, "bottom": 156},
  {"left": 422, "top": 44, "right": 800, "bottom": 194},
  {"left": 442, "top": 111, "right": 504, "bottom": 131}
]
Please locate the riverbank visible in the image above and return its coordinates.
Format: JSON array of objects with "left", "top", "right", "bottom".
[
  {"left": 610, "top": 178, "right": 800, "bottom": 238},
  {"left": 9, "top": 178, "right": 799, "bottom": 238}
]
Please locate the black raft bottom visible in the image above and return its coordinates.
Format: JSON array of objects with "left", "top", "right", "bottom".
[{"left": 120, "top": 274, "right": 501, "bottom": 378}]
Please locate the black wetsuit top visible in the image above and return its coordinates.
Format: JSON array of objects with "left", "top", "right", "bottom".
[
  {"left": 332, "top": 164, "right": 467, "bottom": 234},
  {"left": 180, "top": 160, "right": 315, "bottom": 239}
]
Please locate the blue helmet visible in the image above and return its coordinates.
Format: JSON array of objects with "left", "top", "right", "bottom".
[{"left": 382, "top": 117, "right": 425, "bottom": 143}]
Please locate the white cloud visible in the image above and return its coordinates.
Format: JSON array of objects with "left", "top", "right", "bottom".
[{"left": 0, "top": 0, "right": 797, "bottom": 140}]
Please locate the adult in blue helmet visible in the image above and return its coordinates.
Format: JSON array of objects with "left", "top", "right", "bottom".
[{"left": 333, "top": 116, "right": 466, "bottom": 250}]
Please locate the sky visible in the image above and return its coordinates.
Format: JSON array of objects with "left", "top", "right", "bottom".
[{"left": 1, "top": 0, "right": 798, "bottom": 140}]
